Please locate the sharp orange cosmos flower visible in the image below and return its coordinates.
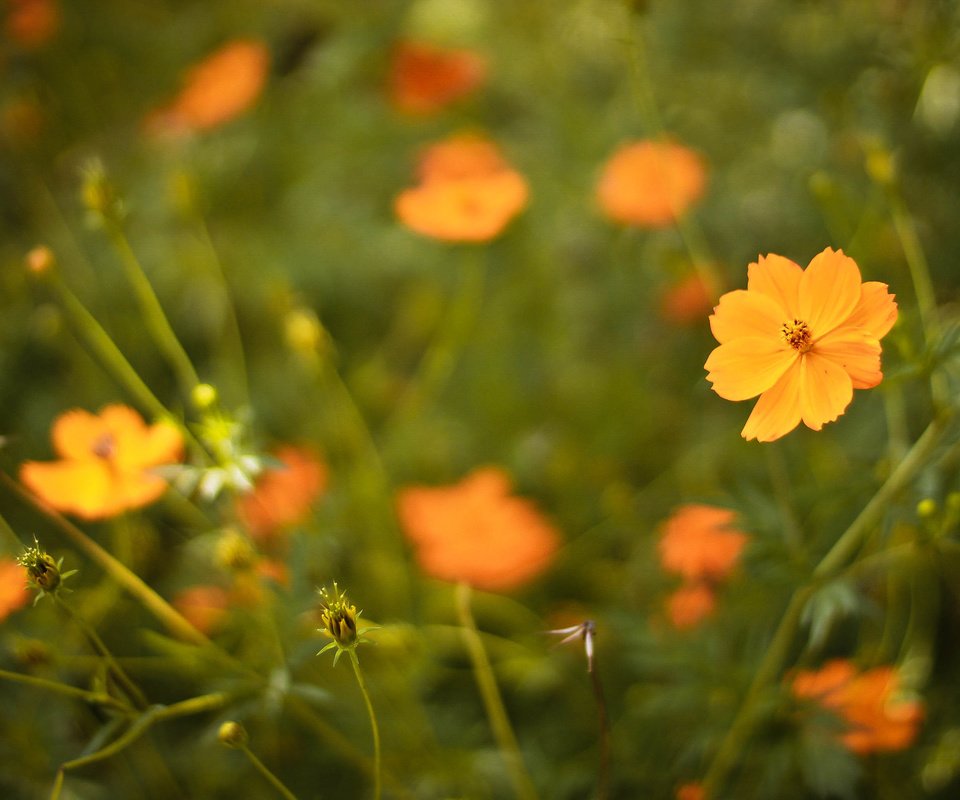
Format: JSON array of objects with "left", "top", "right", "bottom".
[
  {"left": 146, "top": 39, "right": 270, "bottom": 135},
  {"left": 597, "top": 139, "right": 706, "bottom": 227},
  {"left": 704, "top": 248, "right": 898, "bottom": 442},
  {"left": 395, "top": 134, "right": 529, "bottom": 242},
  {"left": 791, "top": 660, "right": 923, "bottom": 754},
  {"left": 659, "top": 504, "right": 749, "bottom": 582},
  {"left": 388, "top": 40, "right": 488, "bottom": 115},
  {"left": 396, "top": 467, "right": 559, "bottom": 591},
  {"left": 235, "top": 445, "right": 328, "bottom": 541},
  {"left": 0, "top": 558, "right": 30, "bottom": 621},
  {"left": 20, "top": 405, "right": 183, "bottom": 520}
]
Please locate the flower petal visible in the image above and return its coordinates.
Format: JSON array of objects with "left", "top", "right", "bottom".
[
  {"left": 814, "top": 327, "right": 883, "bottom": 389},
  {"left": 844, "top": 281, "right": 898, "bottom": 340},
  {"left": 799, "top": 351, "right": 854, "bottom": 431},
  {"left": 747, "top": 254, "right": 803, "bottom": 315},
  {"left": 708, "top": 289, "right": 786, "bottom": 344},
  {"left": 705, "top": 337, "right": 796, "bottom": 401},
  {"left": 798, "top": 248, "right": 862, "bottom": 336},
  {"left": 20, "top": 459, "right": 118, "bottom": 519},
  {"left": 51, "top": 409, "right": 106, "bottom": 459},
  {"left": 741, "top": 361, "right": 804, "bottom": 442}
]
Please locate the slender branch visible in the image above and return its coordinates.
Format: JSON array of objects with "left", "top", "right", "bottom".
[
  {"left": 349, "top": 653, "right": 382, "bottom": 800},
  {"left": 0, "top": 668, "right": 132, "bottom": 713},
  {"left": 239, "top": 744, "right": 299, "bottom": 800},
  {"left": 588, "top": 656, "right": 610, "bottom": 800}
]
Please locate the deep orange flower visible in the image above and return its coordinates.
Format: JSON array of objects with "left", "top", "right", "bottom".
[
  {"left": 396, "top": 467, "right": 559, "bottom": 591},
  {"left": 236, "top": 446, "right": 327, "bottom": 541},
  {"left": 395, "top": 134, "right": 529, "bottom": 242},
  {"left": 172, "top": 585, "right": 230, "bottom": 635},
  {"left": 659, "top": 504, "right": 748, "bottom": 582},
  {"left": 791, "top": 660, "right": 923, "bottom": 754},
  {"left": 20, "top": 405, "right": 183, "bottom": 520},
  {"left": 676, "top": 783, "right": 706, "bottom": 800},
  {"left": 705, "top": 248, "right": 898, "bottom": 442},
  {"left": 5, "top": 0, "right": 60, "bottom": 49},
  {"left": 147, "top": 39, "right": 269, "bottom": 135},
  {"left": 388, "top": 40, "right": 487, "bottom": 115},
  {"left": 0, "top": 559, "right": 30, "bottom": 621},
  {"left": 666, "top": 582, "right": 716, "bottom": 629},
  {"left": 597, "top": 140, "right": 706, "bottom": 227}
]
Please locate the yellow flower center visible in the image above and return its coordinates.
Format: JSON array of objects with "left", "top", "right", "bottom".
[{"left": 781, "top": 319, "right": 812, "bottom": 353}]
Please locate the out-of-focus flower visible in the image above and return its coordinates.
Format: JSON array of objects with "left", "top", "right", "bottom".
[
  {"left": 235, "top": 445, "right": 328, "bottom": 540},
  {"left": 20, "top": 405, "right": 183, "bottom": 520},
  {"left": 146, "top": 39, "right": 270, "bottom": 135},
  {"left": 388, "top": 40, "right": 487, "bottom": 115},
  {"left": 395, "top": 134, "right": 529, "bottom": 242},
  {"left": 676, "top": 782, "right": 706, "bottom": 800},
  {"left": 659, "top": 504, "right": 748, "bottom": 582},
  {"left": 660, "top": 273, "right": 714, "bottom": 326},
  {"left": 0, "top": 558, "right": 30, "bottom": 620},
  {"left": 173, "top": 585, "right": 231, "bottom": 635},
  {"left": 666, "top": 582, "right": 716, "bottom": 629},
  {"left": 396, "top": 467, "right": 559, "bottom": 591},
  {"left": 791, "top": 660, "right": 923, "bottom": 754},
  {"left": 597, "top": 140, "right": 706, "bottom": 227},
  {"left": 5, "top": 0, "right": 60, "bottom": 49},
  {"left": 704, "top": 248, "right": 898, "bottom": 442},
  {"left": 25, "top": 245, "right": 55, "bottom": 275}
]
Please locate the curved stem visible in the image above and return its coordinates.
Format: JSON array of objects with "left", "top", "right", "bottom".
[
  {"left": 0, "top": 668, "right": 132, "bottom": 713},
  {"left": 240, "top": 744, "right": 300, "bottom": 800},
  {"left": 349, "top": 653, "right": 382, "bottom": 800}
]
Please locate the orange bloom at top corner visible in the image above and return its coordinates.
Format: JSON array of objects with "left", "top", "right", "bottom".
[
  {"left": 388, "top": 39, "right": 488, "bottom": 116},
  {"left": 597, "top": 139, "right": 706, "bottom": 228},
  {"left": 704, "top": 248, "right": 898, "bottom": 442},
  {"left": 396, "top": 467, "right": 559, "bottom": 591},
  {"left": 145, "top": 39, "right": 270, "bottom": 136},
  {"left": 20, "top": 405, "right": 183, "bottom": 520},
  {"left": 394, "top": 134, "right": 529, "bottom": 243}
]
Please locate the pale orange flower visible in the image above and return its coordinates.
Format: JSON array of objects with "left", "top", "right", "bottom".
[
  {"left": 704, "top": 248, "right": 898, "bottom": 442},
  {"left": 676, "top": 782, "right": 706, "bottom": 800},
  {"left": 666, "top": 582, "right": 716, "bottom": 629},
  {"left": 396, "top": 467, "right": 559, "bottom": 591},
  {"left": 147, "top": 39, "right": 269, "bottom": 135},
  {"left": 659, "top": 504, "right": 748, "bottom": 582},
  {"left": 395, "top": 134, "right": 529, "bottom": 242},
  {"left": 236, "top": 445, "right": 327, "bottom": 541},
  {"left": 597, "top": 140, "right": 706, "bottom": 227},
  {"left": 172, "top": 585, "right": 230, "bottom": 635},
  {"left": 660, "top": 273, "right": 714, "bottom": 326},
  {"left": 5, "top": 0, "right": 60, "bottom": 49},
  {"left": 388, "top": 40, "right": 487, "bottom": 115},
  {"left": 0, "top": 559, "right": 30, "bottom": 621},
  {"left": 791, "top": 660, "right": 923, "bottom": 754},
  {"left": 20, "top": 405, "right": 183, "bottom": 520}
]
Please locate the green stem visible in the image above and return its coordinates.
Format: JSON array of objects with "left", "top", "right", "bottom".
[
  {"left": 104, "top": 222, "right": 201, "bottom": 396},
  {"left": 588, "top": 655, "right": 611, "bottom": 800},
  {"left": 455, "top": 582, "right": 539, "bottom": 800},
  {"left": 764, "top": 445, "right": 804, "bottom": 558},
  {"left": 240, "top": 745, "right": 300, "bottom": 800},
  {"left": 0, "top": 667, "right": 132, "bottom": 712},
  {"left": 349, "top": 654, "right": 382, "bottom": 800}
]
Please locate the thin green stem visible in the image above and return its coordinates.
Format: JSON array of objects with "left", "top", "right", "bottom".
[
  {"left": 104, "top": 222, "right": 201, "bottom": 396},
  {"left": 455, "top": 582, "right": 539, "bottom": 800},
  {"left": 239, "top": 745, "right": 299, "bottom": 800},
  {"left": 588, "top": 656, "right": 610, "bottom": 800},
  {"left": 0, "top": 667, "right": 132, "bottom": 712},
  {"left": 349, "top": 654, "right": 381, "bottom": 800}
]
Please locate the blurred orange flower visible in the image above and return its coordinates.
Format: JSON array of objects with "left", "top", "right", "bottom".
[
  {"left": 676, "top": 782, "right": 706, "bottom": 800},
  {"left": 5, "top": 0, "right": 60, "bottom": 49},
  {"left": 396, "top": 467, "right": 559, "bottom": 591},
  {"left": 172, "top": 585, "right": 230, "bottom": 635},
  {"left": 147, "top": 39, "right": 270, "bottom": 135},
  {"left": 236, "top": 446, "right": 327, "bottom": 541},
  {"left": 389, "top": 40, "right": 487, "bottom": 115},
  {"left": 791, "top": 660, "right": 923, "bottom": 754},
  {"left": 659, "top": 504, "right": 748, "bottom": 582},
  {"left": 704, "top": 248, "right": 898, "bottom": 442},
  {"left": 666, "top": 583, "right": 716, "bottom": 629},
  {"left": 0, "top": 558, "right": 30, "bottom": 621},
  {"left": 661, "top": 273, "right": 714, "bottom": 326},
  {"left": 20, "top": 405, "right": 183, "bottom": 520},
  {"left": 395, "top": 134, "right": 529, "bottom": 242},
  {"left": 597, "top": 140, "right": 706, "bottom": 227}
]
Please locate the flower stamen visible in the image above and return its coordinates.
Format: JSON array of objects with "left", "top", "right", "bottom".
[{"left": 781, "top": 319, "right": 812, "bottom": 353}]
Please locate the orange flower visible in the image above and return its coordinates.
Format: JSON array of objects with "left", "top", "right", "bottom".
[
  {"left": 0, "top": 558, "right": 30, "bottom": 621},
  {"left": 659, "top": 504, "right": 748, "bottom": 582},
  {"left": 5, "top": 0, "right": 60, "bottom": 49},
  {"left": 236, "top": 446, "right": 327, "bottom": 540},
  {"left": 666, "top": 583, "right": 716, "bottom": 629},
  {"left": 147, "top": 39, "right": 269, "bottom": 135},
  {"left": 791, "top": 660, "right": 923, "bottom": 754},
  {"left": 704, "top": 248, "right": 898, "bottom": 442},
  {"left": 597, "top": 140, "right": 706, "bottom": 227},
  {"left": 20, "top": 405, "right": 183, "bottom": 520},
  {"left": 388, "top": 40, "right": 487, "bottom": 115},
  {"left": 395, "top": 134, "right": 529, "bottom": 242},
  {"left": 661, "top": 273, "right": 714, "bottom": 326},
  {"left": 172, "top": 585, "right": 230, "bottom": 635},
  {"left": 396, "top": 467, "right": 559, "bottom": 591},
  {"left": 676, "top": 783, "right": 706, "bottom": 800}
]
